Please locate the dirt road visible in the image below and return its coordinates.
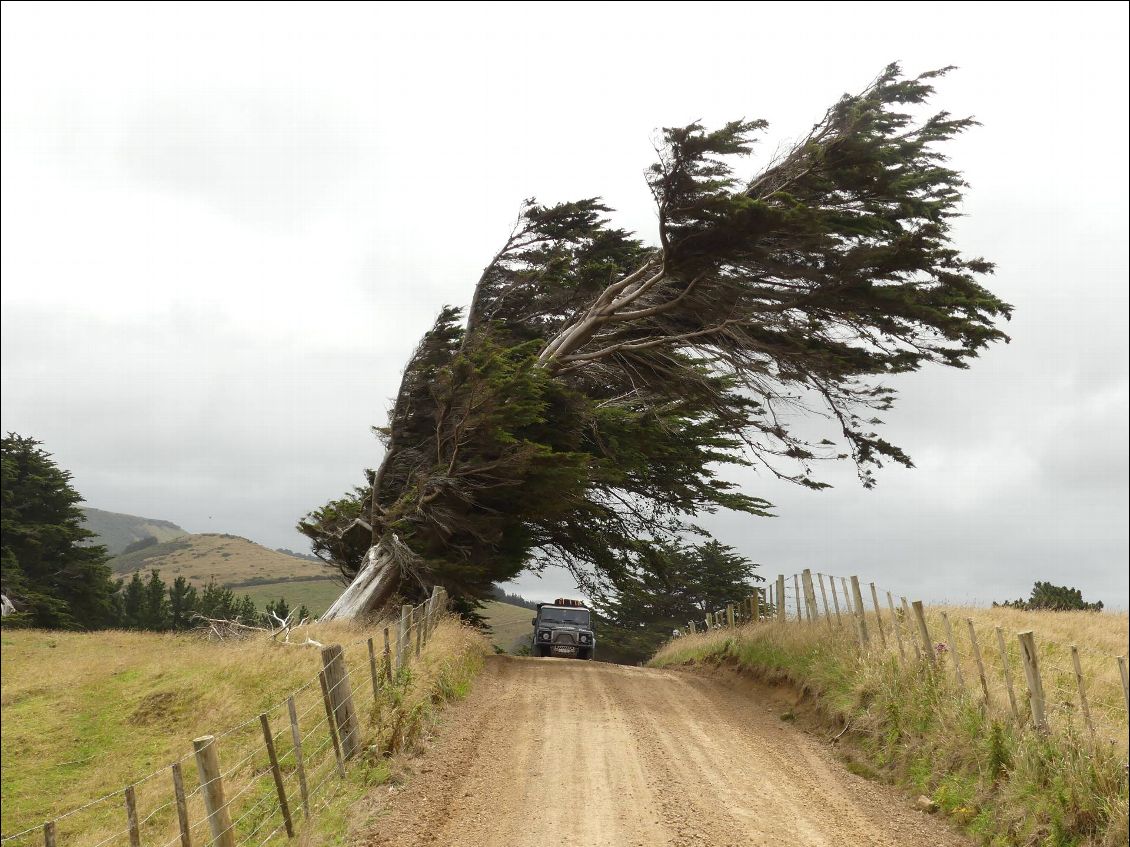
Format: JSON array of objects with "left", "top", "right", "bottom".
[{"left": 368, "top": 656, "right": 968, "bottom": 847}]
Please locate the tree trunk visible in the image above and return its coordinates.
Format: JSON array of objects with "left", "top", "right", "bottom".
[{"left": 319, "top": 539, "right": 403, "bottom": 621}]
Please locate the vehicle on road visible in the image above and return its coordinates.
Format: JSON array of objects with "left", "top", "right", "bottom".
[{"left": 531, "top": 598, "right": 596, "bottom": 660}]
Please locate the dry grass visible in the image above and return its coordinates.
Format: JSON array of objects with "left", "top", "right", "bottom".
[
  {"left": 111, "top": 533, "right": 334, "bottom": 586},
  {"left": 652, "top": 605, "right": 1129, "bottom": 847},
  {"left": 1, "top": 617, "right": 488, "bottom": 847}
]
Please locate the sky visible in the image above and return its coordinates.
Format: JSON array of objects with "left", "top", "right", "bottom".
[{"left": 2, "top": 2, "right": 1127, "bottom": 608}]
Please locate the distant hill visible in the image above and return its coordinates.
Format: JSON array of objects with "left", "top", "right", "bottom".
[
  {"left": 481, "top": 601, "right": 535, "bottom": 652},
  {"left": 80, "top": 507, "right": 187, "bottom": 555},
  {"left": 109, "top": 532, "right": 335, "bottom": 587},
  {"left": 488, "top": 586, "right": 538, "bottom": 610}
]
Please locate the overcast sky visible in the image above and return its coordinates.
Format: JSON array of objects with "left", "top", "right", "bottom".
[{"left": 2, "top": 2, "right": 1127, "bottom": 608}]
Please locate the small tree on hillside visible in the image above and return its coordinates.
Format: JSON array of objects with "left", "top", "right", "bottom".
[
  {"left": 995, "top": 581, "right": 1104, "bottom": 612},
  {"left": 1, "top": 434, "right": 117, "bottom": 628},
  {"left": 168, "top": 576, "right": 197, "bottom": 630},
  {"left": 141, "top": 569, "right": 171, "bottom": 631}
]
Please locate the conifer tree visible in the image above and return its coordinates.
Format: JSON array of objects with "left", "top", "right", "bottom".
[
  {"left": 302, "top": 65, "right": 1011, "bottom": 619},
  {"left": 1, "top": 434, "right": 117, "bottom": 628},
  {"left": 168, "top": 576, "right": 197, "bottom": 630}
]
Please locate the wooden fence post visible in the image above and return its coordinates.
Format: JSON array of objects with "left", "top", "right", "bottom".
[
  {"left": 887, "top": 592, "right": 906, "bottom": 664},
  {"left": 850, "top": 576, "right": 869, "bottom": 645},
  {"left": 193, "top": 735, "right": 236, "bottom": 847},
  {"left": 259, "top": 714, "right": 295, "bottom": 838},
  {"left": 427, "top": 585, "right": 443, "bottom": 639},
  {"left": 42, "top": 823, "right": 56, "bottom": 847},
  {"left": 367, "top": 638, "right": 381, "bottom": 703},
  {"left": 318, "top": 671, "right": 346, "bottom": 778},
  {"left": 1117, "top": 656, "right": 1129, "bottom": 720},
  {"left": 911, "top": 601, "right": 933, "bottom": 665},
  {"left": 1069, "top": 646, "right": 1094, "bottom": 736},
  {"left": 940, "top": 612, "right": 965, "bottom": 689},
  {"left": 124, "top": 785, "right": 140, "bottom": 847},
  {"left": 901, "top": 597, "right": 921, "bottom": 661},
  {"left": 801, "top": 569, "right": 819, "bottom": 624},
  {"left": 827, "top": 575, "right": 842, "bottom": 625},
  {"left": 750, "top": 593, "right": 760, "bottom": 623},
  {"left": 868, "top": 583, "right": 886, "bottom": 648},
  {"left": 816, "top": 574, "right": 832, "bottom": 629},
  {"left": 171, "top": 762, "right": 192, "bottom": 847},
  {"left": 397, "top": 605, "right": 411, "bottom": 672},
  {"left": 414, "top": 605, "right": 423, "bottom": 658},
  {"left": 1017, "top": 631, "right": 1047, "bottom": 730},
  {"left": 840, "top": 577, "right": 853, "bottom": 614},
  {"left": 965, "top": 619, "right": 990, "bottom": 705},
  {"left": 382, "top": 627, "right": 393, "bottom": 684},
  {"left": 320, "top": 645, "right": 361, "bottom": 759},
  {"left": 994, "top": 626, "right": 1020, "bottom": 721},
  {"left": 776, "top": 575, "right": 786, "bottom": 623},
  {"left": 704, "top": 614, "right": 711, "bottom": 631},
  {"left": 726, "top": 603, "right": 735, "bottom": 628},
  {"left": 286, "top": 696, "right": 310, "bottom": 820},
  {"left": 791, "top": 574, "right": 803, "bottom": 621}
]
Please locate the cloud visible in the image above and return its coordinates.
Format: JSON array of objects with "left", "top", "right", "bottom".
[{"left": 2, "top": 3, "right": 1127, "bottom": 611}]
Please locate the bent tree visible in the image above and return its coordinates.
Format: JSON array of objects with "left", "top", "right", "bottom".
[{"left": 301, "top": 65, "right": 1010, "bottom": 620}]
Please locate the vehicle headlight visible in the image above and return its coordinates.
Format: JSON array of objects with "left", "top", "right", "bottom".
[
  {"left": 579, "top": 633, "right": 591, "bottom": 644},
  {"left": 539, "top": 630, "right": 551, "bottom": 641}
]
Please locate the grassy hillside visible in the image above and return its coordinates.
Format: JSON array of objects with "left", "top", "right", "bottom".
[
  {"left": 79, "top": 507, "right": 186, "bottom": 555},
  {"left": 1, "top": 619, "right": 488, "bottom": 847},
  {"left": 652, "top": 606, "right": 1129, "bottom": 846},
  {"left": 238, "top": 578, "right": 346, "bottom": 616},
  {"left": 481, "top": 600, "right": 535, "bottom": 652},
  {"left": 109, "top": 532, "right": 328, "bottom": 583}
]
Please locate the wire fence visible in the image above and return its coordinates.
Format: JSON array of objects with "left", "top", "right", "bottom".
[
  {"left": 682, "top": 570, "right": 1129, "bottom": 750},
  {"left": 2, "top": 588, "right": 449, "bottom": 847}
]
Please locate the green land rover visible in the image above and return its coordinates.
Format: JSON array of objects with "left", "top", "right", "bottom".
[{"left": 531, "top": 598, "right": 596, "bottom": 660}]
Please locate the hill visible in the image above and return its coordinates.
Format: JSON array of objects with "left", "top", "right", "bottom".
[
  {"left": 481, "top": 601, "right": 535, "bottom": 652},
  {"left": 79, "top": 507, "right": 186, "bottom": 555},
  {"left": 108, "top": 532, "right": 328, "bottom": 583},
  {"left": 108, "top": 532, "right": 343, "bottom": 614}
]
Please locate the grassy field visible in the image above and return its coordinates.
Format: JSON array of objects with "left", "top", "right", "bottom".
[
  {"left": 110, "top": 533, "right": 330, "bottom": 584},
  {"left": 652, "top": 605, "right": 1129, "bottom": 847},
  {"left": 238, "top": 578, "right": 345, "bottom": 617},
  {"left": 480, "top": 601, "right": 534, "bottom": 652},
  {"left": 1, "top": 618, "right": 488, "bottom": 847}
]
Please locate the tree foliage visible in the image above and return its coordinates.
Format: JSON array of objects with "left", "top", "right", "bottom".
[
  {"left": 113, "top": 570, "right": 305, "bottom": 631},
  {"left": 300, "top": 65, "right": 1010, "bottom": 612},
  {"left": 1, "top": 434, "right": 118, "bottom": 628},
  {"left": 590, "top": 539, "right": 762, "bottom": 661},
  {"left": 994, "top": 582, "right": 1104, "bottom": 612}
]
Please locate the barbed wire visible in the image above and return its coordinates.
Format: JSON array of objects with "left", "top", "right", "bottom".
[
  {"left": 0, "top": 605, "right": 450, "bottom": 844},
  {"left": 687, "top": 572, "right": 1128, "bottom": 744}
]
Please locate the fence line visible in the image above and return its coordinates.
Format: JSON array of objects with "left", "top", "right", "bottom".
[
  {"left": 1, "top": 587, "right": 450, "bottom": 847},
  {"left": 681, "top": 572, "right": 1129, "bottom": 749}
]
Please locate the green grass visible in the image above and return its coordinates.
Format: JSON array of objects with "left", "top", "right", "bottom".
[
  {"left": 238, "top": 578, "right": 344, "bottom": 616},
  {"left": 651, "top": 621, "right": 1129, "bottom": 847},
  {"left": 1, "top": 619, "right": 488, "bottom": 847},
  {"left": 480, "top": 601, "right": 535, "bottom": 652}
]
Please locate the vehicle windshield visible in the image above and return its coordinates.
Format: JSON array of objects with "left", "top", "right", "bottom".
[{"left": 539, "top": 607, "right": 590, "bottom": 627}]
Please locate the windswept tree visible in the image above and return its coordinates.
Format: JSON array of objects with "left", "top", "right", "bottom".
[{"left": 301, "top": 65, "right": 1010, "bottom": 619}]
